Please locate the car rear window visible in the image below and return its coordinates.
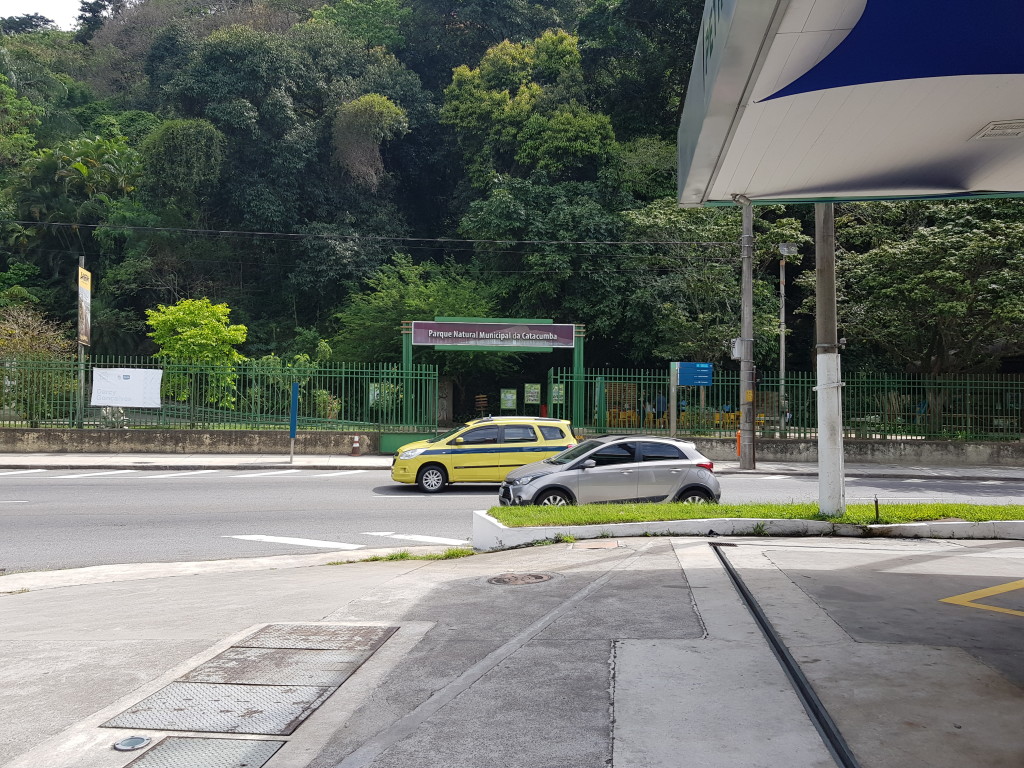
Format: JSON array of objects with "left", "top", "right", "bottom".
[
  {"left": 503, "top": 425, "right": 538, "bottom": 443},
  {"left": 539, "top": 425, "right": 566, "bottom": 440},
  {"left": 640, "top": 442, "right": 685, "bottom": 462}
]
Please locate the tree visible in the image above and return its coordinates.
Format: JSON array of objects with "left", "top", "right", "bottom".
[
  {"left": 331, "top": 93, "right": 409, "bottom": 191},
  {"left": 0, "top": 304, "right": 74, "bottom": 358},
  {"left": 836, "top": 201, "right": 1024, "bottom": 375},
  {"left": 140, "top": 119, "right": 225, "bottom": 211},
  {"left": 0, "top": 73, "right": 41, "bottom": 172},
  {"left": 0, "top": 305, "right": 76, "bottom": 427},
  {"left": 146, "top": 297, "right": 248, "bottom": 407},
  {"left": 0, "top": 15, "right": 56, "bottom": 34},
  {"left": 441, "top": 30, "right": 615, "bottom": 186},
  {"left": 310, "top": 0, "right": 410, "bottom": 48}
]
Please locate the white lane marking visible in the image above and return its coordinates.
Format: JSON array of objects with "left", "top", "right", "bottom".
[
  {"left": 364, "top": 531, "right": 396, "bottom": 536},
  {"left": 314, "top": 470, "right": 368, "bottom": 477},
  {"left": 363, "top": 532, "right": 470, "bottom": 546},
  {"left": 55, "top": 470, "right": 139, "bottom": 478},
  {"left": 144, "top": 470, "right": 221, "bottom": 479},
  {"left": 978, "top": 480, "right": 1004, "bottom": 485},
  {"left": 0, "top": 500, "right": 29, "bottom": 503},
  {"left": 901, "top": 478, "right": 927, "bottom": 483},
  {"left": 225, "top": 535, "right": 363, "bottom": 550},
  {"left": 229, "top": 470, "right": 302, "bottom": 477},
  {"left": 755, "top": 475, "right": 789, "bottom": 480},
  {"left": 0, "top": 469, "right": 46, "bottom": 476}
]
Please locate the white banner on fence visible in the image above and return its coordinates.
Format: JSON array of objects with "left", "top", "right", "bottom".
[{"left": 90, "top": 368, "right": 163, "bottom": 408}]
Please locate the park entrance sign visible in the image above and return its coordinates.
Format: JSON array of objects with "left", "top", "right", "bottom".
[
  {"left": 411, "top": 321, "right": 575, "bottom": 350},
  {"left": 676, "top": 0, "right": 1024, "bottom": 514}
]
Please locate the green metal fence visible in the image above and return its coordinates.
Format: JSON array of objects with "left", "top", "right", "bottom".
[
  {"left": 0, "top": 357, "right": 438, "bottom": 432},
  {"left": 547, "top": 367, "right": 1024, "bottom": 441}
]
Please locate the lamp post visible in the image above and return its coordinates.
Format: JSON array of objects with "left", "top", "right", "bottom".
[{"left": 777, "top": 243, "right": 799, "bottom": 434}]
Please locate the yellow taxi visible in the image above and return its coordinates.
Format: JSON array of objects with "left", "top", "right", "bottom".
[{"left": 391, "top": 416, "right": 576, "bottom": 492}]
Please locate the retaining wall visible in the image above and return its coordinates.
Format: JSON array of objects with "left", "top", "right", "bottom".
[{"left": 1, "top": 428, "right": 1022, "bottom": 465}]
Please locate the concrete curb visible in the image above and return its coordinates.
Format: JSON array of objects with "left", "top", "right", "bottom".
[{"left": 470, "top": 510, "right": 1024, "bottom": 551}]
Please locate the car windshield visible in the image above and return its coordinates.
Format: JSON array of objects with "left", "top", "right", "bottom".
[
  {"left": 545, "top": 439, "right": 599, "bottom": 465},
  {"left": 425, "top": 425, "right": 467, "bottom": 443}
]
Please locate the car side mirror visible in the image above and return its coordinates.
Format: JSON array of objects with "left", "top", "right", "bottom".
[
  {"left": 580, "top": 459, "right": 596, "bottom": 470},
  {"left": 452, "top": 437, "right": 464, "bottom": 445}
]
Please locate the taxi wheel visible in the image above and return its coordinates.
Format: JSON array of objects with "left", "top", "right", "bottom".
[
  {"left": 536, "top": 489, "right": 570, "bottom": 506},
  {"left": 416, "top": 465, "right": 448, "bottom": 493}
]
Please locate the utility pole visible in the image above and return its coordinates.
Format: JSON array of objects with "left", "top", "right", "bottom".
[
  {"left": 76, "top": 254, "right": 91, "bottom": 429},
  {"left": 815, "top": 203, "right": 845, "bottom": 515},
  {"left": 734, "top": 196, "right": 755, "bottom": 469}
]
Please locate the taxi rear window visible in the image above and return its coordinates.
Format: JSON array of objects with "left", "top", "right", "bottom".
[{"left": 539, "top": 425, "right": 566, "bottom": 440}]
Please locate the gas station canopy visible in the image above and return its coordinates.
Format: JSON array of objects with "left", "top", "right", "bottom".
[{"left": 677, "top": 0, "right": 1024, "bottom": 206}]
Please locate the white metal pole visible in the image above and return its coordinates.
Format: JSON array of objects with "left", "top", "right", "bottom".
[
  {"left": 779, "top": 256, "right": 786, "bottom": 434},
  {"left": 739, "top": 201, "right": 755, "bottom": 469},
  {"left": 669, "top": 362, "right": 678, "bottom": 438},
  {"left": 815, "top": 203, "right": 845, "bottom": 515}
]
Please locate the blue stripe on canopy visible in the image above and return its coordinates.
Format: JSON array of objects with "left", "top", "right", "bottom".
[{"left": 763, "top": 0, "right": 1024, "bottom": 102}]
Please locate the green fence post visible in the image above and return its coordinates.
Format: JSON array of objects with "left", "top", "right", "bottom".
[{"left": 572, "top": 326, "right": 584, "bottom": 428}]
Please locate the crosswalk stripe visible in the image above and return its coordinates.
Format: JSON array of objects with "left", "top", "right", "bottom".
[
  {"left": 225, "top": 534, "right": 363, "bottom": 550},
  {"left": 144, "top": 470, "right": 221, "bottom": 479},
  {"left": 228, "top": 469, "right": 302, "bottom": 477},
  {"left": 54, "top": 470, "right": 139, "bottom": 478},
  {"left": 0, "top": 469, "right": 46, "bottom": 476}
]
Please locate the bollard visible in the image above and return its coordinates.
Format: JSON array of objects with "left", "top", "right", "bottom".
[
  {"left": 352, "top": 434, "right": 361, "bottom": 456},
  {"left": 735, "top": 430, "right": 741, "bottom": 456}
]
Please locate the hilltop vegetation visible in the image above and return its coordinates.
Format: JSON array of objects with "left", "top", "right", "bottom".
[{"left": 2, "top": 0, "right": 1023, "bottom": 410}]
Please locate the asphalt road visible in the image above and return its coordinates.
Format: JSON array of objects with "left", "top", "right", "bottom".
[{"left": 2, "top": 469, "right": 1022, "bottom": 574}]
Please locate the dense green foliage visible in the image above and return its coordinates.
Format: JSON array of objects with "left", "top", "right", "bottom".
[{"left": 2, "top": 0, "right": 1023, "bottom": 418}]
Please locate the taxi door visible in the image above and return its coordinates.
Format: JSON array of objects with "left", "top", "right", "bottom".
[
  {"left": 498, "top": 424, "right": 543, "bottom": 477},
  {"left": 447, "top": 424, "right": 501, "bottom": 482}
]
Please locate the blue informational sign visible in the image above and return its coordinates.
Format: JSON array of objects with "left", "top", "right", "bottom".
[
  {"left": 289, "top": 382, "right": 299, "bottom": 439},
  {"left": 677, "top": 362, "right": 714, "bottom": 386}
]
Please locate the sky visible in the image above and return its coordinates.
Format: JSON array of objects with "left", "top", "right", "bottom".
[{"left": 3, "top": 0, "right": 81, "bottom": 30}]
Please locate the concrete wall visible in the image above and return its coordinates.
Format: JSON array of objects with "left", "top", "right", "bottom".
[
  {"left": 0, "top": 428, "right": 374, "bottom": 456},
  {"left": 1, "top": 428, "right": 1022, "bottom": 465}
]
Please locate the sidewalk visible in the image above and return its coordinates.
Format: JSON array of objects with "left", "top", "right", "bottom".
[
  {"left": 1, "top": 451, "right": 1023, "bottom": 481},
  {"left": 3, "top": 537, "right": 1022, "bottom": 768}
]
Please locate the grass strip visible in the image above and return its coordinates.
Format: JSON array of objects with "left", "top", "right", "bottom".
[
  {"left": 329, "top": 547, "right": 475, "bottom": 564},
  {"left": 488, "top": 502, "right": 1024, "bottom": 528}
]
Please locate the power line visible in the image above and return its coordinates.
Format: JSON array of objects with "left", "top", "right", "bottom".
[{"left": 1, "top": 219, "right": 737, "bottom": 248}]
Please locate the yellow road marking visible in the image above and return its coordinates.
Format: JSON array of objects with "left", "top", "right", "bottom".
[{"left": 940, "top": 578, "right": 1024, "bottom": 617}]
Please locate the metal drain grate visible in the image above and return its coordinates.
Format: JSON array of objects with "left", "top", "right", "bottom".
[
  {"left": 236, "top": 624, "right": 397, "bottom": 651},
  {"left": 102, "top": 683, "right": 333, "bottom": 735},
  {"left": 102, "top": 624, "right": 398, "bottom": 737},
  {"left": 487, "top": 573, "right": 554, "bottom": 585},
  {"left": 124, "top": 737, "right": 284, "bottom": 768},
  {"left": 179, "top": 648, "right": 363, "bottom": 687}
]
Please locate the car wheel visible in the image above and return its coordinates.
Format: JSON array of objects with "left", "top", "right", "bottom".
[
  {"left": 678, "top": 488, "right": 713, "bottom": 503},
  {"left": 416, "top": 465, "right": 448, "bottom": 493},
  {"left": 536, "top": 489, "right": 570, "bottom": 506}
]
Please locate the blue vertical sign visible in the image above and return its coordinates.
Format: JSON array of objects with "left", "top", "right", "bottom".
[
  {"left": 677, "top": 362, "right": 714, "bottom": 386},
  {"left": 289, "top": 382, "right": 299, "bottom": 439}
]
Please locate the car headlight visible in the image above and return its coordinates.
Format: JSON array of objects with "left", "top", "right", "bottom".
[
  {"left": 398, "top": 448, "right": 425, "bottom": 460},
  {"left": 513, "top": 474, "right": 540, "bottom": 486}
]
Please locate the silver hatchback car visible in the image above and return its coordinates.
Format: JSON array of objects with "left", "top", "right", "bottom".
[{"left": 498, "top": 435, "right": 721, "bottom": 506}]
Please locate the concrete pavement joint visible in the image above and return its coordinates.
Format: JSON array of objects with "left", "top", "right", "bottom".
[{"left": 328, "top": 542, "right": 655, "bottom": 768}]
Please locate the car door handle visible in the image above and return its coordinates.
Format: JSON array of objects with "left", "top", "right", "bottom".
[{"left": 670, "top": 469, "right": 682, "bottom": 473}]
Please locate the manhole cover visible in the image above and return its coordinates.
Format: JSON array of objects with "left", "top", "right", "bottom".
[
  {"left": 487, "top": 573, "right": 554, "bottom": 586},
  {"left": 123, "top": 737, "right": 284, "bottom": 768}
]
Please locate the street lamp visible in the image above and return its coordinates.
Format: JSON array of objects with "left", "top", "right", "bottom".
[{"left": 777, "top": 243, "right": 799, "bottom": 433}]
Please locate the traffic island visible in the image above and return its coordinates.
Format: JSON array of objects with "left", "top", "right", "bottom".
[{"left": 471, "top": 509, "right": 1024, "bottom": 551}]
